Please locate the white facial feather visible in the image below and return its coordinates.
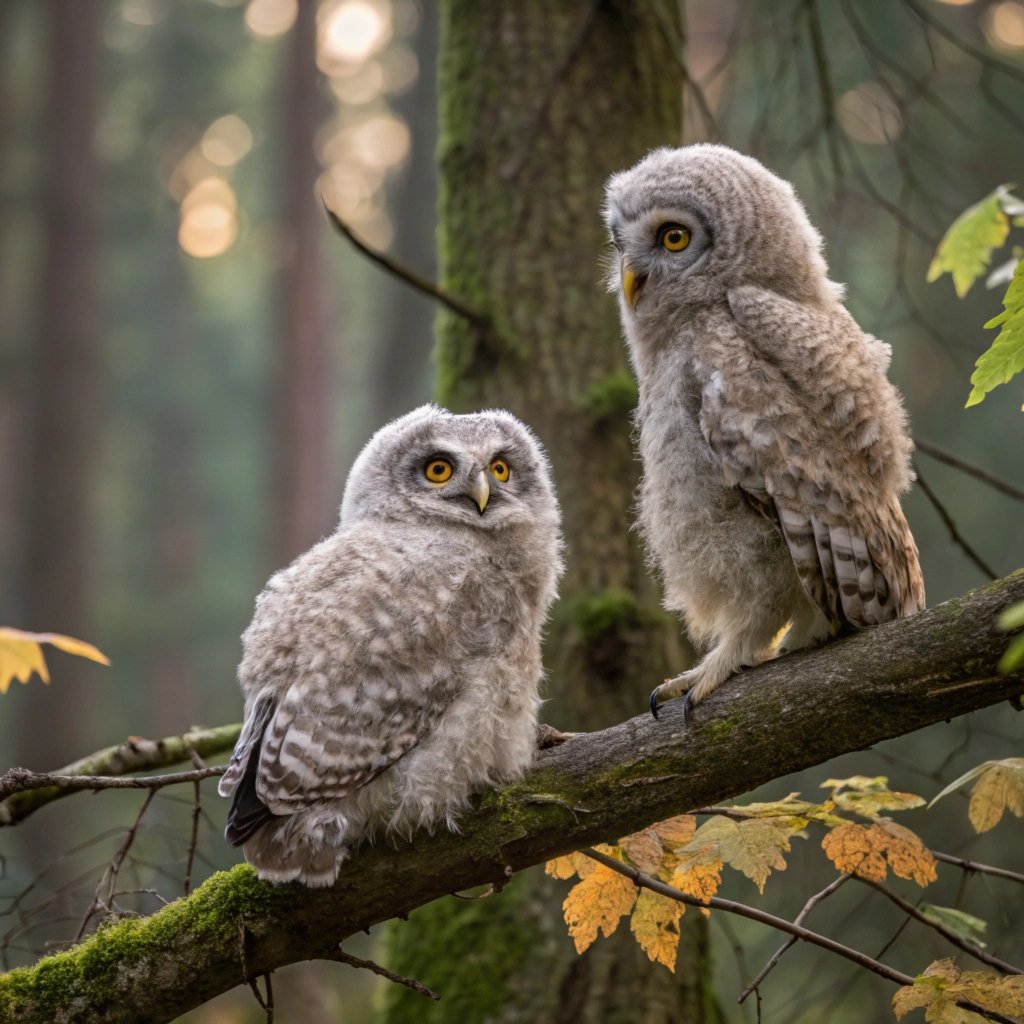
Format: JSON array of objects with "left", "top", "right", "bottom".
[
  {"left": 603, "top": 144, "right": 924, "bottom": 713},
  {"left": 220, "top": 405, "right": 564, "bottom": 886}
]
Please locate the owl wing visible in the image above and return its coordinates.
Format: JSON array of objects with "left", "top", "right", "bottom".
[{"left": 699, "top": 285, "right": 924, "bottom": 630}]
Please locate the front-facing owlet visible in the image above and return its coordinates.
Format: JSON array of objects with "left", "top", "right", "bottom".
[
  {"left": 604, "top": 144, "right": 925, "bottom": 717},
  {"left": 219, "top": 405, "right": 563, "bottom": 886}
]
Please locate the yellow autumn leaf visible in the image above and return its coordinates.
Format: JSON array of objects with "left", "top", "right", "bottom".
[
  {"left": 822, "top": 775, "right": 926, "bottom": 819},
  {"left": 821, "top": 820, "right": 936, "bottom": 886},
  {"left": 0, "top": 627, "right": 110, "bottom": 695},
  {"left": 671, "top": 859, "right": 722, "bottom": 916},
  {"left": 562, "top": 862, "right": 638, "bottom": 953},
  {"left": 680, "top": 814, "right": 806, "bottom": 894},
  {"left": 893, "top": 959, "right": 1024, "bottom": 1022},
  {"left": 630, "top": 888, "right": 683, "bottom": 972},
  {"left": 545, "top": 847, "right": 611, "bottom": 881},
  {"left": 968, "top": 759, "right": 1024, "bottom": 833}
]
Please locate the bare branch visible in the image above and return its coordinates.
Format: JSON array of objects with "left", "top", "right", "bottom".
[
  {"left": 334, "top": 948, "right": 441, "bottom": 1002},
  {"left": 914, "top": 464, "right": 999, "bottom": 580},
  {"left": 321, "top": 201, "right": 487, "bottom": 327},
  {"left": 857, "top": 876, "right": 1022, "bottom": 976},
  {"left": 933, "top": 851, "right": 1024, "bottom": 887},
  {"left": 914, "top": 440, "right": 1024, "bottom": 505},
  {"left": 0, "top": 724, "right": 240, "bottom": 827},
  {"left": 738, "top": 874, "right": 852, "bottom": 1003},
  {"left": 0, "top": 766, "right": 225, "bottom": 804}
]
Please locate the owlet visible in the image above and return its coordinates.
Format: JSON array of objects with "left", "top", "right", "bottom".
[
  {"left": 219, "top": 405, "right": 564, "bottom": 885},
  {"left": 603, "top": 145, "right": 924, "bottom": 718}
]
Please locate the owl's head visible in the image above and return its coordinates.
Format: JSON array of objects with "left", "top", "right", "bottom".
[
  {"left": 339, "top": 405, "right": 560, "bottom": 535},
  {"left": 603, "top": 145, "right": 841, "bottom": 322}
]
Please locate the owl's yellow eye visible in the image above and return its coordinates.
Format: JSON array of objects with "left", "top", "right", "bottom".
[
  {"left": 658, "top": 224, "right": 691, "bottom": 252},
  {"left": 489, "top": 458, "right": 510, "bottom": 482},
  {"left": 424, "top": 459, "right": 453, "bottom": 484}
]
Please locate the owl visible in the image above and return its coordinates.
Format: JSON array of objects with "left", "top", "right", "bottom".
[
  {"left": 218, "top": 405, "right": 563, "bottom": 886},
  {"left": 603, "top": 144, "right": 925, "bottom": 719}
]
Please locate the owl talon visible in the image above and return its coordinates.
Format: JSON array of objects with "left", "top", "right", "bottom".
[{"left": 649, "top": 688, "right": 661, "bottom": 720}]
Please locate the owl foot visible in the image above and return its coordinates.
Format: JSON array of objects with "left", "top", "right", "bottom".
[
  {"left": 536, "top": 723, "right": 577, "bottom": 749},
  {"left": 650, "top": 670, "right": 701, "bottom": 722}
]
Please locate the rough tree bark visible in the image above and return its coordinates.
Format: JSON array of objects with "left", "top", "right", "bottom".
[
  {"left": 1, "top": 572, "right": 1021, "bottom": 1023},
  {"left": 381, "top": 4, "right": 710, "bottom": 1021}
]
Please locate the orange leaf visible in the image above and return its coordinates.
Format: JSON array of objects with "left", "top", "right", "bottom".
[
  {"left": 630, "top": 888, "right": 684, "bottom": 971},
  {"left": 562, "top": 864, "right": 638, "bottom": 953},
  {"left": 822, "top": 821, "right": 936, "bottom": 886},
  {"left": 651, "top": 814, "right": 697, "bottom": 847},
  {"left": 620, "top": 828, "right": 664, "bottom": 874}
]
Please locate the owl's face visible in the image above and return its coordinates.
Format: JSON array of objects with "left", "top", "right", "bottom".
[
  {"left": 603, "top": 144, "right": 834, "bottom": 325},
  {"left": 340, "top": 405, "right": 559, "bottom": 533}
]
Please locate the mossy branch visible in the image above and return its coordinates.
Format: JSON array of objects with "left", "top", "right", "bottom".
[
  {"left": 2, "top": 574, "right": 1023, "bottom": 1024},
  {"left": 0, "top": 724, "right": 241, "bottom": 827}
]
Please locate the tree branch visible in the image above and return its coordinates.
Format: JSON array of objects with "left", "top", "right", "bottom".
[
  {"left": 0, "top": 724, "right": 240, "bottom": 826},
  {"left": 1, "top": 573, "right": 1022, "bottom": 1023}
]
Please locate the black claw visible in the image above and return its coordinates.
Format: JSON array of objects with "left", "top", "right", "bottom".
[
  {"left": 649, "top": 689, "right": 661, "bottom": 720},
  {"left": 681, "top": 692, "right": 692, "bottom": 727}
]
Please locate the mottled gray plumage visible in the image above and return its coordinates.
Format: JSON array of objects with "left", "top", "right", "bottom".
[
  {"left": 219, "top": 405, "right": 563, "bottom": 886},
  {"left": 603, "top": 144, "right": 925, "bottom": 713}
]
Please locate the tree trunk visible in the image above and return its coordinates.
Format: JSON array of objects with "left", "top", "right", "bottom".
[
  {"left": 16, "top": 0, "right": 104, "bottom": 770},
  {"left": 275, "top": 0, "right": 337, "bottom": 565},
  {"left": 382, "top": 4, "right": 713, "bottom": 1021}
]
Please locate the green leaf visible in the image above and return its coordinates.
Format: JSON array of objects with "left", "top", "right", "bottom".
[
  {"left": 920, "top": 905, "right": 988, "bottom": 948},
  {"left": 997, "top": 600, "right": 1024, "bottom": 632},
  {"left": 966, "top": 259, "right": 1024, "bottom": 407},
  {"left": 999, "top": 634, "right": 1024, "bottom": 674},
  {"left": 928, "top": 185, "right": 1013, "bottom": 298}
]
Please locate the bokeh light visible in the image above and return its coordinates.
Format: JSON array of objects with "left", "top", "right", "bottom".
[
  {"left": 200, "top": 114, "right": 254, "bottom": 167},
  {"left": 244, "top": 0, "right": 298, "bottom": 39},
  {"left": 836, "top": 82, "right": 904, "bottom": 145},
  {"left": 984, "top": 1, "right": 1024, "bottom": 49},
  {"left": 320, "top": 0, "right": 391, "bottom": 65},
  {"left": 178, "top": 177, "right": 239, "bottom": 258}
]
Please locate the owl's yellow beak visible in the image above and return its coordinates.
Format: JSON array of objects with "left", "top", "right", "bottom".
[
  {"left": 621, "top": 260, "right": 642, "bottom": 308},
  {"left": 467, "top": 470, "right": 490, "bottom": 514}
]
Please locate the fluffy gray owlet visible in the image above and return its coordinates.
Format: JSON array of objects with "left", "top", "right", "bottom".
[
  {"left": 218, "top": 405, "right": 563, "bottom": 886},
  {"left": 603, "top": 144, "right": 925, "bottom": 718}
]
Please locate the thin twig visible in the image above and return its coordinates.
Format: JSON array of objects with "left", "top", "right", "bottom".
[
  {"left": 322, "top": 201, "right": 486, "bottom": 327},
  {"left": 857, "top": 876, "right": 1022, "bottom": 976},
  {"left": 583, "top": 848, "right": 1021, "bottom": 1024},
  {"left": 914, "top": 440, "right": 1024, "bottom": 504},
  {"left": 0, "top": 765, "right": 225, "bottom": 803},
  {"left": 802, "top": 0, "right": 844, "bottom": 194},
  {"left": 0, "top": 724, "right": 241, "bottom": 826},
  {"left": 934, "top": 851, "right": 1024, "bottom": 886},
  {"left": 914, "top": 464, "right": 998, "bottom": 580},
  {"left": 335, "top": 947, "right": 441, "bottom": 1001},
  {"left": 76, "top": 791, "right": 157, "bottom": 942},
  {"left": 738, "top": 874, "right": 852, "bottom": 1004},
  {"left": 184, "top": 780, "right": 201, "bottom": 897}
]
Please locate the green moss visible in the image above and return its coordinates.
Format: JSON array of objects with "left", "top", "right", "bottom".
[
  {"left": 380, "top": 877, "right": 538, "bottom": 1024},
  {"left": 0, "top": 865, "right": 280, "bottom": 1021},
  {"left": 583, "top": 370, "right": 638, "bottom": 423},
  {"left": 572, "top": 589, "right": 646, "bottom": 642}
]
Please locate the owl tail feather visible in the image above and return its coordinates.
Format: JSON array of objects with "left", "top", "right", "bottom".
[{"left": 224, "top": 699, "right": 277, "bottom": 846}]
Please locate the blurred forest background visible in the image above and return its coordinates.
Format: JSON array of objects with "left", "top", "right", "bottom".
[{"left": 0, "top": 0, "right": 1022, "bottom": 1021}]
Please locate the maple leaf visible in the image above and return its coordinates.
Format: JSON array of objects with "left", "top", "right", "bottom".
[
  {"left": 671, "top": 859, "right": 721, "bottom": 916},
  {"left": 967, "top": 257, "right": 1024, "bottom": 407},
  {"left": 893, "top": 959, "right": 1024, "bottom": 1022},
  {"left": 651, "top": 814, "right": 697, "bottom": 847},
  {"left": 0, "top": 627, "right": 110, "bottom": 695},
  {"left": 679, "top": 814, "right": 806, "bottom": 894},
  {"left": 919, "top": 906, "right": 988, "bottom": 949},
  {"left": 822, "top": 775, "right": 926, "bottom": 819},
  {"left": 620, "top": 828, "right": 665, "bottom": 875},
  {"left": 561, "top": 861, "right": 638, "bottom": 954},
  {"left": 927, "top": 185, "right": 1013, "bottom": 298},
  {"left": 545, "top": 847, "right": 609, "bottom": 881},
  {"left": 630, "top": 888, "right": 684, "bottom": 972},
  {"left": 821, "top": 820, "right": 936, "bottom": 886},
  {"left": 929, "top": 758, "right": 1024, "bottom": 833}
]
